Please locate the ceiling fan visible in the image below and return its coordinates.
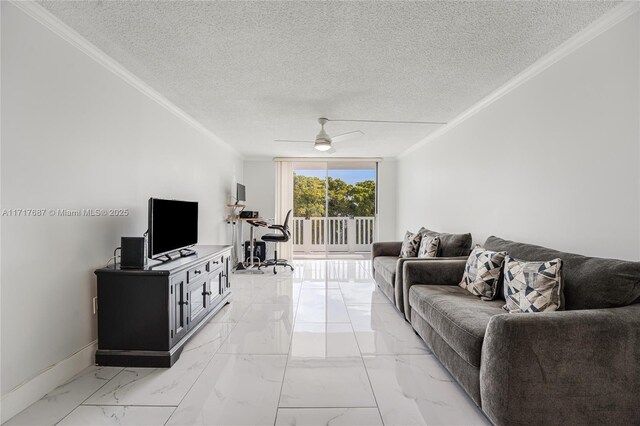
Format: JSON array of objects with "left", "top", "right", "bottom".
[
  {"left": 275, "top": 118, "right": 364, "bottom": 153},
  {"left": 274, "top": 117, "right": 447, "bottom": 153}
]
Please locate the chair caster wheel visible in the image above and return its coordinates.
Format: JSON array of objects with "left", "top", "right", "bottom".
[
  {"left": 290, "top": 266, "right": 294, "bottom": 271},
  {"left": 273, "top": 267, "right": 277, "bottom": 274}
]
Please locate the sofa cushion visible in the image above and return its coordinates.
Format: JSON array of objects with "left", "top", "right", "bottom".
[
  {"left": 409, "top": 285, "right": 505, "bottom": 368},
  {"left": 373, "top": 256, "right": 398, "bottom": 286},
  {"left": 485, "top": 236, "right": 640, "bottom": 310},
  {"left": 503, "top": 256, "right": 564, "bottom": 313},
  {"left": 418, "top": 235, "right": 440, "bottom": 258},
  {"left": 422, "top": 229, "right": 472, "bottom": 257}
]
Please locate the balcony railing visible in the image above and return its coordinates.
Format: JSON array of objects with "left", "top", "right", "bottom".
[{"left": 292, "top": 216, "right": 375, "bottom": 253}]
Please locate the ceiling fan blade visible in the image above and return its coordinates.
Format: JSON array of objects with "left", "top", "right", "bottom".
[
  {"left": 331, "top": 130, "right": 364, "bottom": 142},
  {"left": 328, "top": 118, "right": 447, "bottom": 125},
  {"left": 274, "top": 139, "right": 314, "bottom": 143}
]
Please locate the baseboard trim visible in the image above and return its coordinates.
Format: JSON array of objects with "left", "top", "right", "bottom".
[
  {"left": 0, "top": 341, "right": 97, "bottom": 423},
  {"left": 8, "top": 0, "right": 241, "bottom": 158},
  {"left": 399, "top": 2, "right": 640, "bottom": 158}
]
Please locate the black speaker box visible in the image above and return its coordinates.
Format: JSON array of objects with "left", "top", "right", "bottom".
[
  {"left": 239, "top": 210, "right": 259, "bottom": 218},
  {"left": 121, "top": 237, "right": 146, "bottom": 269}
]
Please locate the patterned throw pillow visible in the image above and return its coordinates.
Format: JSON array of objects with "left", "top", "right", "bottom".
[
  {"left": 503, "top": 256, "right": 564, "bottom": 313},
  {"left": 418, "top": 235, "right": 440, "bottom": 258},
  {"left": 459, "top": 246, "right": 507, "bottom": 299},
  {"left": 399, "top": 228, "right": 425, "bottom": 258}
]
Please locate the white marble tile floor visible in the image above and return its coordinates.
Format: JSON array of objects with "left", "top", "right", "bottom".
[{"left": 5, "top": 259, "right": 488, "bottom": 426}]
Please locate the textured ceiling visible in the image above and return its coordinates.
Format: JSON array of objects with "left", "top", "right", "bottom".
[{"left": 38, "top": 1, "right": 618, "bottom": 158}]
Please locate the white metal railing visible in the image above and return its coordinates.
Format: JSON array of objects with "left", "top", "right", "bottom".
[{"left": 292, "top": 216, "right": 375, "bottom": 252}]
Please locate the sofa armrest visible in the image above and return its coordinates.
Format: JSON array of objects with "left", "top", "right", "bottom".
[
  {"left": 372, "top": 241, "right": 402, "bottom": 258},
  {"left": 402, "top": 259, "right": 467, "bottom": 320},
  {"left": 481, "top": 304, "right": 640, "bottom": 425},
  {"left": 396, "top": 257, "right": 467, "bottom": 317},
  {"left": 371, "top": 241, "right": 402, "bottom": 275}
]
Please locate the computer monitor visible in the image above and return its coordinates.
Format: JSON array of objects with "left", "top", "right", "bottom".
[{"left": 236, "top": 183, "right": 246, "bottom": 203}]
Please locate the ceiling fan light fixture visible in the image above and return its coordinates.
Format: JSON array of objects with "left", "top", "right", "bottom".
[
  {"left": 314, "top": 139, "right": 332, "bottom": 151},
  {"left": 314, "top": 119, "right": 332, "bottom": 151}
]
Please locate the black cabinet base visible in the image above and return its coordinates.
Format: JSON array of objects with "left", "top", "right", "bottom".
[
  {"left": 95, "top": 348, "right": 183, "bottom": 368},
  {"left": 95, "top": 296, "right": 231, "bottom": 368}
]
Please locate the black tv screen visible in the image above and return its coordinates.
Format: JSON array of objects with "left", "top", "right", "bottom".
[{"left": 148, "top": 198, "right": 198, "bottom": 257}]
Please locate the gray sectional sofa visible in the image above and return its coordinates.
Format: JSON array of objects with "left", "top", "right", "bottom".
[
  {"left": 401, "top": 236, "right": 640, "bottom": 425},
  {"left": 371, "top": 229, "right": 472, "bottom": 313}
]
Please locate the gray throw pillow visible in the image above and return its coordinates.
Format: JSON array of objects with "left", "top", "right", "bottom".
[
  {"left": 503, "top": 256, "right": 564, "bottom": 313},
  {"left": 399, "top": 228, "right": 425, "bottom": 258},
  {"left": 459, "top": 246, "right": 507, "bottom": 299},
  {"left": 418, "top": 235, "right": 440, "bottom": 258}
]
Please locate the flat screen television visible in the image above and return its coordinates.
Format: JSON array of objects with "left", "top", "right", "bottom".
[
  {"left": 236, "top": 183, "right": 246, "bottom": 203},
  {"left": 148, "top": 198, "right": 198, "bottom": 258}
]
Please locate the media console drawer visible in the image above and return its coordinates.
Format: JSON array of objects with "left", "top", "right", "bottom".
[
  {"left": 187, "top": 263, "right": 207, "bottom": 283},
  {"left": 209, "top": 255, "right": 224, "bottom": 269},
  {"left": 95, "top": 245, "right": 232, "bottom": 368}
]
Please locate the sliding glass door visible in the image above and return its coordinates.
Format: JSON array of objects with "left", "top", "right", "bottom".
[
  {"left": 292, "top": 161, "right": 377, "bottom": 258},
  {"left": 326, "top": 163, "right": 377, "bottom": 253}
]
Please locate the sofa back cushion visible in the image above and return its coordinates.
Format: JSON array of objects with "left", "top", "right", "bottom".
[
  {"left": 484, "top": 236, "right": 640, "bottom": 310},
  {"left": 422, "top": 229, "right": 472, "bottom": 257}
]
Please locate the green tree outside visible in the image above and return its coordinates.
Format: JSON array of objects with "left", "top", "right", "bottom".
[{"left": 294, "top": 173, "right": 375, "bottom": 218}]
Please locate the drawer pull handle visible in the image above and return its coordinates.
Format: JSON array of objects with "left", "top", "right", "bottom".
[
  {"left": 194, "top": 269, "right": 202, "bottom": 274},
  {"left": 212, "top": 260, "right": 219, "bottom": 265},
  {"left": 179, "top": 301, "right": 188, "bottom": 306},
  {"left": 203, "top": 291, "right": 212, "bottom": 296}
]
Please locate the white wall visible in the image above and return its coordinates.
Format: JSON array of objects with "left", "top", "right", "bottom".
[
  {"left": 242, "top": 160, "right": 277, "bottom": 252},
  {"left": 397, "top": 11, "right": 640, "bottom": 261},
  {"left": 0, "top": 1, "right": 243, "bottom": 415},
  {"left": 242, "top": 161, "right": 277, "bottom": 221}
]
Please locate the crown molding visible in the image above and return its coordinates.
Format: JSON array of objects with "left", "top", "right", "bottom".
[
  {"left": 243, "top": 156, "right": 391, "bottom": 162},
  {"left": 273, "top": 157, "right": 383, "bottom": 163},
  {"left": 398, "top": 1, "right": 640, "bottom": 159},
  {"left": 9, "top": 0, "right": 243, "bottom": 158}
]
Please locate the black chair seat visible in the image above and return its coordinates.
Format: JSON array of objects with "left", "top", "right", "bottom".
[{"left": 262, "top": 233, "right": 287, "bottom": 242}]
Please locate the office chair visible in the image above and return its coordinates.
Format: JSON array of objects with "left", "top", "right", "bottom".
[{"left": 259, "top": 209, "right": 294, "bottom": 274}]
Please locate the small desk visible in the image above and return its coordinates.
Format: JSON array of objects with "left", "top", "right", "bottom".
[{"left": 225, "top": 216, "right": 266, "bottom": 274}]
